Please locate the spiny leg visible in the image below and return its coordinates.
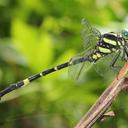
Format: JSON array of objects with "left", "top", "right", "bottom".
[
  {"left": 123, "top": 47, "right": 128, "bottom": 61},
  {"left": 110, "top": 50, "right": 121, "bottom": 70},
  {"left": 76, "top": 62, "right": 85, "bottom": 80}
]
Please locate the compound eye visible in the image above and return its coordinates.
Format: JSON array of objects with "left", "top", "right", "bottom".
[
  {"left": 124, "top": 32, "right": 128, "bottom": 36},
  {"left": 122, "top": 29, "right": 128, "bottom": 39}
]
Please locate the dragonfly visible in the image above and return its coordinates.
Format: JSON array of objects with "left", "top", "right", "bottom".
[{"left": 0, "top": 19, "right": 128, "bottom": 99}]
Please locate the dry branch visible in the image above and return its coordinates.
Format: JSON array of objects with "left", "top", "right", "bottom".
[{"left": 75, "top": 63, "right": 128, "bottom": 128}]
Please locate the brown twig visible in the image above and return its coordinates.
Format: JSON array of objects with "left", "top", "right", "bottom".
[{"left": 75, "top": 63, "right": 128, "bottom": 128}]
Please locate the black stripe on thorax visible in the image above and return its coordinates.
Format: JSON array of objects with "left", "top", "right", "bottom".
[
  {"left": 103, "top": 32, "right": 118, "bottom": 41},
  {"left": 103, "top": 32, "right": 125, "bottom": 47}
]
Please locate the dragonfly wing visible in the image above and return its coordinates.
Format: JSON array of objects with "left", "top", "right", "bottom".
[
  {"left": 68, "top": 52, "right": 92, "bottom": 80},
  {"left": 81, "top": 18, "right": 101, "bottom": 51},
  {"left": 94, "top": 51, "right": 125, "bottom": 79},
  {"left": 69, "top": 19, "right": 100, "bottom": 80}
]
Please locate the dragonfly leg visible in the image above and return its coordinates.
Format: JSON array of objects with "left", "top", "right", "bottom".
[
  {"left": 110, "top": 51, "right": 121, "bottom": 70},
  {"left": 123, "top": 47, "right": 128, "bottom": 61}
]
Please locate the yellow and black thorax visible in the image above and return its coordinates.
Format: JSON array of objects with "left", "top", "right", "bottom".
[{"left": 89, "top": 32, "right": 126, "bottom": 62}]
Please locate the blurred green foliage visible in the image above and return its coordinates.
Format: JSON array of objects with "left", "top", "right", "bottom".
[{"left": 0, "top": 0, "right": 128, "bottom": 128}]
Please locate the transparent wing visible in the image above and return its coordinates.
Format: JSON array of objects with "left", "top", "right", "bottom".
[
  {"left": 68, "top": 51, "right": 93, "bottom": 80},
  {"left": 68, "top": 19, "right": 101, "bottom": 80},
  {"left": 81, "top": 18, "right": 101, "bottom": 52},
  {"left": 94, "top": 51, "right": 125, "bottom": 80}
]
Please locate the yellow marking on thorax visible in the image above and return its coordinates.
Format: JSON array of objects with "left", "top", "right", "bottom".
[
  {"left": 92, "top": 54, "right": 97, "bottom": 59},
  {"left": 122, "top": 40, "right": 125, "bottom": 45},
  {"left": 23, "top": 79, "right": 30, "bottom": 86},
  {"left": 112, "top": 48, "right": 116, "bottom": 51},
  {"left": 98, "top": 47, "right": 111, "bottom": 53},
  {"left": 103, "top": 38, "right": 117, "bottom": 45},
  {"left": 96, "top": 53, "right": 102, "bottom": 58},
  {"left": 117, "top": 41, "right": 121, "bottom": 46}
]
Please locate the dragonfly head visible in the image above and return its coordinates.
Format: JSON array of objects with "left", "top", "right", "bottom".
[{"left": 122, "top": 29, "right": 128, "bottom": 40}]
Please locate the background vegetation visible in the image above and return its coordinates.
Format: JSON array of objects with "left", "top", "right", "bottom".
[{"left": 0, "top": 0, "right": 128, "bottom": 127}]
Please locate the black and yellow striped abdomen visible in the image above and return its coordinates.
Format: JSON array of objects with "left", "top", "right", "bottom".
[{"left": 89, "top": 32, "right": 125, "bottom": 62}]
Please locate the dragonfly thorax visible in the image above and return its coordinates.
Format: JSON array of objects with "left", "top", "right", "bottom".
[{"left": 89, "top": 32, "right": 127, "bottom": 63}]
